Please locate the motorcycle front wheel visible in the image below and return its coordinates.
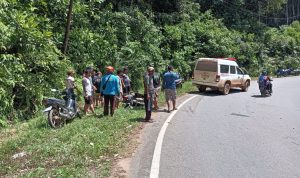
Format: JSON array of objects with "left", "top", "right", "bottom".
[{"left": 48, "top": 108, "right": 65, "bottom": 128}]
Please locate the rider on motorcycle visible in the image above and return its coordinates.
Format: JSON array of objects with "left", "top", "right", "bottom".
[{"left": 258, "top": 71, "right": 272, "bottom": 93}]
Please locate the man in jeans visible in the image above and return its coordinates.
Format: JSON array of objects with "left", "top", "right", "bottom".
[
  {"left": 100, "top": 66, "right": 120, "bottom": 116},
  {"left": 163, "top": 65, "right": 179, "bottom": 113},
  {"left": 144, "top": 67, "right": 155, "bottom": 122}
]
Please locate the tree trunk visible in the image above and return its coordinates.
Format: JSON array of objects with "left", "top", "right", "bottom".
[
  {"left": 62, "top": 0, "right": 74, "bottom": 55},
  {"left": 286, "top": 3, "right": 289, "bottom": 25},
  {"left": 297, "top": 1, "right": 300, "bottom": 19},
  {"left": 292, "top": 0, "right": 295, "bottom": 20}
]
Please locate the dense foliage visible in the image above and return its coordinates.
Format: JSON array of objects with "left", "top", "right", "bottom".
[
  {"left": 0, "top": 0, "right": 70, "bottom": 125},
  {"left": 1, "top": 0, "right": 300, "bottom": 125}
]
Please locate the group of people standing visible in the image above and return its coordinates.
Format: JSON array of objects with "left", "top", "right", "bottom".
[
  {"left": 66, "top": 64, "right": 180, "bottom": 122},
  {"left": 72, "top": 66, "right": 131, "bottom": 117}
]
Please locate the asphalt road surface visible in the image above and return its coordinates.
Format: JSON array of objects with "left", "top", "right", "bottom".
[{"left": 130, "top": 76, "right": 300, "bottom": 178}]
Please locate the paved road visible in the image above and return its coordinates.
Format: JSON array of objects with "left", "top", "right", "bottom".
[{"left": 130, "top": 76, "right": 300, "bottom": 178}]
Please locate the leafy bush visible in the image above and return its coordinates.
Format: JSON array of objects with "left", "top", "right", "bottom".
[{"left": 0, "top": 1, "right": 70, "bottom": 123}]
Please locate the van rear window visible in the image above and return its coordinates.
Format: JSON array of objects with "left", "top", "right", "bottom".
[{"left": 196, "top": 61, "right": 217, "bottom": 72}]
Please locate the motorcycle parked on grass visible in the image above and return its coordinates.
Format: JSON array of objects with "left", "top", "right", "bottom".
[
  {"left": 42, "top": 89, "right": 81, "bottom": 128},
  {"left": 123, "top": 92, "right": 145, "bottom": 109}
]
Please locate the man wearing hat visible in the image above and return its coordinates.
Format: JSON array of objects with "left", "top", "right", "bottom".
[
  {"left": 100, "top": 66, "right": 120, "bottom": 116},
  {"left": 143, "top": 66, "right": 155, "bottom": 122}
]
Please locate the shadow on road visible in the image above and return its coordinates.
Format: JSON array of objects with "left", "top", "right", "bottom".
[
  {"left": 188, "top": 89, "right": 243, "bottom": 97},
  {"left": 153, "top": 109, "right": 168, "bottom": 113},
  {"left": 251, "top": 95, "right": 269, "bottom": 98}
]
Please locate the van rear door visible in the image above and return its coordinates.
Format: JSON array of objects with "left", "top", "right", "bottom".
[{"left": 194, "top": 60, "right": 218, "bottom": 84}]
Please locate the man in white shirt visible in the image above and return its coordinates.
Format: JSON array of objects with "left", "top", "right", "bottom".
[{"left": 82, "top": 70, "right": 95, "bottom": 115}]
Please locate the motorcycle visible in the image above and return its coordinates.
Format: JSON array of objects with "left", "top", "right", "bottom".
[
  {"left": 276, "top": 68, "right": 292, "bottom": 77},
  {"left": 123, "top": 92, "right": 145, "bottom": 109},
  {"left": 176, "top": 78, "right": 184, "bottom": 88},
  {"left": 42, "top": 89, "right": 80, "bottom": 128},
  {"left": 258, "top": 78, "right": 273, "bottom": 97}
]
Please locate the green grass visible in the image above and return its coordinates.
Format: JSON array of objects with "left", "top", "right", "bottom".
[
  {"left": 0, "top": 81, "right": 195, "bottom": 177},
  {"left": 0, "top": 108, "right": 144, "bottom": 177}
]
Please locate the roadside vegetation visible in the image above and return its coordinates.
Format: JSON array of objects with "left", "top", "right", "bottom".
[
  {"left": 0, "top": 108, "right": 143, "bottom": 177},
  {"left": 0, "top": 81, "right": 194, "bottom": 177}
]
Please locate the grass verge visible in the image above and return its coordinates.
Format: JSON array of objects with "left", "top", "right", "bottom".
[{"left": 0, "top": 81, "right": 195, "bottom": 177}]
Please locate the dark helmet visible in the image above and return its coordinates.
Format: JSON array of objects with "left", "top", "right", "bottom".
[{"left": 262, "top": 71, "right": 267, "bottom": 75}]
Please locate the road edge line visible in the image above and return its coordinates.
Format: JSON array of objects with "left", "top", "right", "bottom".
[{"left": 149, "top": 95, "right": 198, "bottom": 178}]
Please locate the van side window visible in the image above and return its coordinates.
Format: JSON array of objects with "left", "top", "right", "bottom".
[
  {"left": 230, "top": 66, "right": 236, "bottom": 74},
  {"left": 237, "top": 68, "right": 243, "bottom": 75},
  {"left": 220, "top": 65, "right": 229, "bottom": 73}
]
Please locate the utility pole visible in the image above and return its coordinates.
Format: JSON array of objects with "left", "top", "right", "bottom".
[{"left": 62, "top": 0, "right": 74, "bottom": 55}]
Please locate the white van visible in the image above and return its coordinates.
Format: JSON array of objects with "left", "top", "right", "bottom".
[{"left": 192, "top": 58, "right": 251, "bottom": 95}]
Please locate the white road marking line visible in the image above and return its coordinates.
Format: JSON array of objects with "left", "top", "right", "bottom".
[{"left": 150, "top": 95, "right": 198, "bottom": 178}]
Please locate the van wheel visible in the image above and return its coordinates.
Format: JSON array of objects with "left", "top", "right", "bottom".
[
  {"left": 198, "top": 86, "right": 206, "bottom": 93},
  {"left": 242, "top": 81, "right": 250, "bottom": 92},
  {"left": 222, "top": 83, "right": 231, "bottom": 95}
]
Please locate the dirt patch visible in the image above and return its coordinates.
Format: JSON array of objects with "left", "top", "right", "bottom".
[{"left": 109, "top": 123, "right": 145, "bottom": 178}]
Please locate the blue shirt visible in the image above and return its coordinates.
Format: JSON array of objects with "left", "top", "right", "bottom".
[
  {"left": 163, "top": 71, "right": 179, "bottom": 90},
  {"left": 259, "top": 74, "right": 265, "bottom": 82},
  {"left": 100, "top": 74, "right": 120, "bottom": 95}
]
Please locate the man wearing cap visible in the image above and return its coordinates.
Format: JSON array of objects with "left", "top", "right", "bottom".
[
  {"left": 144, "top": 67, "right": 155, "bottom": 122},
  {"left": 100, "top": 66, "right": 120, "bottom": 116}
]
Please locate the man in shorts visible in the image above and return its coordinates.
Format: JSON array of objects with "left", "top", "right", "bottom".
[
  {"left": 163, "top": 65, "right": 179, "bottom": 113},
  {"left": 82, "top": 70, "right": 95, "bottom": 115},
  {"left": 93, "top": 70, "right": 102, "bottom": 107}
]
